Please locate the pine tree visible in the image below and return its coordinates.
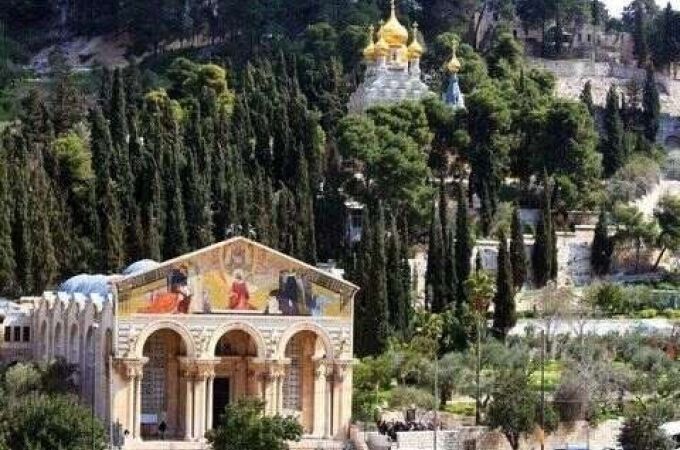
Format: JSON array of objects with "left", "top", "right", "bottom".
[
  {"left": 426, "top": 202, "right": 446, "bottom": 312},
  {"left": 9, "top": 134, "right": 33, "bottom": 294},
  {"left": 493, "top": 230, "right": 516, "bottom": 338},
  {"left": 580, "top": 80, "right": 595, "bottom": 116},
  {"left": 591, "top": 209, "right": 613, "bottom": 276},
  {"left": 602, "top": 85, "right": 625, "bottom": 176},
  {"left": 642, "top": 67, "right": 661, "bottom": 142},
  {"left": 439, "top": 178, "right": 448, "bottom": 245},
  {"left": 455, "top": 183, "right": 473, "bottom": 305},
  {"left": 509, "top": 206, "right": 527, "bottom": 291},
  {"left": 532, "top": 180, "right": 553, "bottom": 288}
]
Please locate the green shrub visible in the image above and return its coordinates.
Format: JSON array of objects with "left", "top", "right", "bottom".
[
  {"left": 634, "top": 308, "right": 658, "bottom": 319},
  {"left": 661, "top": 308, "right": 680, "bottom": 319}
]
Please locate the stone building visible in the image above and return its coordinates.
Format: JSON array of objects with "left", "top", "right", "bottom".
[{"left": 0, "top": 237, "right": 358, "bottom": 449}]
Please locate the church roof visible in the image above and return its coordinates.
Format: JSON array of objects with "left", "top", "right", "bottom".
[{"left": 112, "top": 237, "right": 359, "bottom": 297}]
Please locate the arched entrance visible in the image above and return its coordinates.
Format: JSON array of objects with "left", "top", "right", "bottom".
[
  {"left": 212, "top": 329, "right": 260, "bottom": 428},
  {"left": 282, "top": 330, "right": 328, "bottom": 434},
  {"left": 140, "top": 329, "right": 188, "bottom": 440}
]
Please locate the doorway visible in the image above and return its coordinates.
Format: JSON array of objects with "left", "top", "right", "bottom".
[{"left": 213, "top": 377, "right": 230, "bottom": 428}]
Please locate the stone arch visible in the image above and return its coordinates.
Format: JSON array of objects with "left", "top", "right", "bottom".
[
  {"left": 68, "top": 323, "right": 79, "bottom": 364},
  {"left": 275, "top": 321, "right": 334, "bottom": 361},
  {"left": 53, "top": 321, "right": 64, "bottom": 358},
  {"left": 133, "top": 320, "right": 197, "bottom": 358},
  {"left": 208, "top": 322, "right": 267, "bottom": 358},
  {"left": 39, "top": 320, "right": 48, "bottom": 361},
  {"left": 82, "top": 325, "right": 97, "bottom": 406}
]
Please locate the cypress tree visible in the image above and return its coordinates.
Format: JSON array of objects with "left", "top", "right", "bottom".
[
  {"left": 532, "top": 180, "right": 553, "bottom": 287},
  {"left": 386, "top": 215, "right": 405, "bottom": 334},
  {"left": 29, "top": 162, "right": 59, "bottom": 291},
  {"left": 509, "top": 206, "right": 527, "bottom": 291},
  {"left": 591, "top": 209, "right": 613, "bottom": 276},
  {"left": 550, "top": 216, "right": 558, "bottom": 281},
  {"left": 0, "top": 140, "right": 17, "bottom": 296},
  {"left": 455, "top": 183, "right": 473, "bottom": 305},
  {"left": 183, "top": 103, "right": 214, "bottom": 250},
  {"left": 162, "top": 123, "right": 189, "bottom": 259},
  {"left": 294, "top": 154, "right": 316, "bottom": 263},
  {"left": 369, "top": 204, "right": 390, "bottom": 354},
  {"left": 602, "top": 85, "right": 625, "bottom": 176},
  {"left": 439, "top": 178, "right": 448, "bottom": 244},
  {"left": 580, "top": 80, "right": 595, "bottom": 116},
  {"left": 642, "top": 67, "right": 661, "bottom": 142},
  {"left": 493, "top": 230, "right": 516, "bottom": 338},
  {"left": 354, "top": 206, "right": 374, "bottom": 357},
  {"left": 445, "top": 226, "right": 459, "bottom": 307},
  {"left": 109, "top": 68, "right": 128, "bottom": 152},
  {"left": 9, "top": 134, "right": 33, "bottom": 294},
  {"left": 426, "top": 201, "right": 446, "bottom": 312},
  {"left": 633, "top": 0, "right": 649, "bottom": 67},
  {"left": 399, "top": 218, "right": 413, "bottom": 335}
]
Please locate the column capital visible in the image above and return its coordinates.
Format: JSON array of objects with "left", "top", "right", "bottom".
[
  {"left": 333, "top": 359, "right": 354, "bottom": 382},
  {"left": 194, "top": 358, "right": 220, "bottom": 379},
  {"left": 266, "top": 359, "right": 289, "bottom": 379},
  {"left": 113, "top": 357, "right": 147, "bottom": 379}
]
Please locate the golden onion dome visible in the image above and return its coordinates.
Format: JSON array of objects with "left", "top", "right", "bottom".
[
  {"left": 374, "top": 25, "right": 390, "bottom": 56},
  {"left": 380, "top": 0, "right": 408, "bottom": 47},
  {"left": 362, "top": 25, "right": 376, "bottom": 60},
  {"left": 446, "top": 46, "right": 462, "bottom": 73},
  {"left": 407, "top": 22, "right": 424, "bottom": 59}
]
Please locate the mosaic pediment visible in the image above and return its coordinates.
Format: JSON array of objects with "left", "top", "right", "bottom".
[{"left": 114, "top": 238, "right": 358, "bottom": 318}]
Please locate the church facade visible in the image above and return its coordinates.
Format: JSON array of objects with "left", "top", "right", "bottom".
[{"left": 0, "top": 237, "right": 358, "bottom": 449}]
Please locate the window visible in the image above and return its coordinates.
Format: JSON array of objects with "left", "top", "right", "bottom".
[
  {"left": 464, "top": 440, "right": 477, "bottom": 450},
  {"left": 4, "top": 327, "right": 10, "bottom": 342},
  {"left": 13, "top": 326, "right": 20, "bottom": 342},
  {"left": 23, "top": 327, "right": 30, "bottom": 342},
  {"left": 513, "top": 29, "right": 518, "bottom": 38},
  {"left": 587, "top": 34, "right": 591, "bottom": 43}
]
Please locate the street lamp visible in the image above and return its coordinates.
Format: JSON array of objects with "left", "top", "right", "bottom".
[{"left": 91, "top": 323, "right": 99, "bottom": 450}]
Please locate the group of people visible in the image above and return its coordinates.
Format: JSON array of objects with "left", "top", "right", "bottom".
[{"left": 376, "top": 417, "right": 436, "bottom": 441}]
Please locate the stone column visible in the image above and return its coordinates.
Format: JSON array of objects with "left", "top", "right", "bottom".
[
  {"left": 192, "top": 359, "right": 217, "bottom": 441},
  {"left": 114, "top": 358, "right": 146, "bottom": 441},
  {"left": 325, "top": 369, "right": 334, "bottom": 438},
  {"left": 206, "top": 374, "right": 214, "bottom": 431},
  {"left": 312, "top": 359, "right": 328, "bottom": 437},
  {"left": 134, "top": 373, "right": 142, "bottom": 439},
  {"left": 333, "top": 360, "right": 352, "bottom": 439},
  {"left": 184, "top": 375, "right": 194, "bottom": 441},
  {"left": 193, "top": 373, "right": 206, "bottom": 441},
  {"left": 266, "top": 361, "right": 287, "bottom": 415}
]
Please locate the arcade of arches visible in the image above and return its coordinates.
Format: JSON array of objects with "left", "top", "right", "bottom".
[{"left": 114, "top": 324, "right": 352, "bottom": 443}]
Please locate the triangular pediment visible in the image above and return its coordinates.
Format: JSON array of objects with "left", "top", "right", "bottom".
[{"left": 113, "top": 237, "right": 357, "bottom": 318}]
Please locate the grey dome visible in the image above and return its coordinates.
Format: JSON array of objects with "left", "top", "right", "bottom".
[
  {"left": 58, "top": 274, "right": 115, "bottom": 297},
  {"left": 123, "top": 259, "right": 160, "bottom": 276}
]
